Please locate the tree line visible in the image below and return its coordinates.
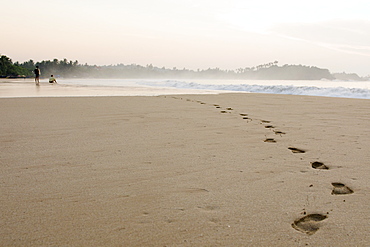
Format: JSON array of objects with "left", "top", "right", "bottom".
[
  {"left": 0, "top": 54, "right": 365, "bottom": 80},
  {"left": 0, "top": 55, "right": 31, "bottom": 78}
]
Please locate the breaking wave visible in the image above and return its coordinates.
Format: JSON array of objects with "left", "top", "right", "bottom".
[{"left": 138, "top": 80, "right": 370, "bottom": 99}]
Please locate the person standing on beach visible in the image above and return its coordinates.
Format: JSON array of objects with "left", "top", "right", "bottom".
[
  {"left": 34, "top": 66, "right": 40, "bottom": 85},
  {"left": 49, "top": 75, "right": 57, "bottom": 84}
]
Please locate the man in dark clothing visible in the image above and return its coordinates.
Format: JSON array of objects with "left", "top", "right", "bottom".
[{"left": 34, "top": 66, "right": 40, "bottom": 85}]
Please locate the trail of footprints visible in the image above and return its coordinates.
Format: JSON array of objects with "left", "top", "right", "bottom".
[{"left": 167, "top": 96, "right": 355, "bottom": 235}]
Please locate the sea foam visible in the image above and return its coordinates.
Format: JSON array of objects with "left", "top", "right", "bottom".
[{"left": 138, "top": 80, "right": 370, "bottom": 99}]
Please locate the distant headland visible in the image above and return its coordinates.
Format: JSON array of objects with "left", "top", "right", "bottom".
[{"left": 1, "top": 55, "right": 368, "bottom": 81}]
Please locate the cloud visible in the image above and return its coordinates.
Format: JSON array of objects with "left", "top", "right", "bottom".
[{"left": 270, "top": 20, "right": 370, "bottom": 57}]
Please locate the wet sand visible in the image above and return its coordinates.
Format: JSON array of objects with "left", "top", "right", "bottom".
[
  {"left": 1, "top": 91, "right": 369, "bottom": 246},
  {"left": 0, "top": 79, "right": 222, "bottom": 97}
]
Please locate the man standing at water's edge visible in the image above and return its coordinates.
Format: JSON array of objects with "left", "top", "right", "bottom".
[{"left": 34, "top": 66, "right": 40, "bottom": 86}]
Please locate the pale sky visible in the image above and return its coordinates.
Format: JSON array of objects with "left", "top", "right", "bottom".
[{"left": 1, "top": 0, "right": 370, "bottom": 76}]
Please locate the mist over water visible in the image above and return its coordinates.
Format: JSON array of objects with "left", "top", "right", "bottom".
[{"left": 59, "top": 79, "right": 370, "bottom": 99}]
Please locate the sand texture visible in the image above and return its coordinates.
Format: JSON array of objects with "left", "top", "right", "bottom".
[{"left": 1, "top": 94, "right": 369, "bottom": 246}]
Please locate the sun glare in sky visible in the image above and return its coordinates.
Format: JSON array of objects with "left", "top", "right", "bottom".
[{"left": 1, "top": 0, "right": 370, "bottom": 75}]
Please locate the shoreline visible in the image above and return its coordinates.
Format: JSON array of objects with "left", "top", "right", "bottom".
[
  {"left": 1, "top": 91, "right": 369, "bottom": 245},
  {"left": 0, "top": 79, "right": 227, "bottom": 98},
  {"left": 2, "top": 78, "right": 370, "bottom": 99}
]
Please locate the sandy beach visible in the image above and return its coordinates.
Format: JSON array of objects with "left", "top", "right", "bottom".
[
  {"left": 0, "top": 79, "right": 224, "bottom": 97},
  {"left": 1, "top": 91, "right": 369, "bottom": 246}
]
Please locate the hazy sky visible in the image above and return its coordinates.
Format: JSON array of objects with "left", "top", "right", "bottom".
[{"left": 1, "top": 0, "right": 370, "bottom": 76}]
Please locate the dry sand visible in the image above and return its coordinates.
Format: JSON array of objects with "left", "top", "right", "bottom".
[{"left": 1, "top": 93, "right": 369, "bottom": 246}]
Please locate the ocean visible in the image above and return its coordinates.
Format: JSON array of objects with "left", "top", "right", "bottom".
[{"left": 59, "top": 78, "right": 370, "bottom": 99}]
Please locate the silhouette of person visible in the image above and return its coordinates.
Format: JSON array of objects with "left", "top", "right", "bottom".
[{"left": 34, "top": 66, "right": 40, "bottom": 85}]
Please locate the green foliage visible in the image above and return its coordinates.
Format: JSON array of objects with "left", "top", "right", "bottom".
[
  {"left": 1, "top": 55, "right": 351, "bottom": 80},
  {"left": 0, "top": 55, "right": 32, "bottom": 77},
  {"left": 16, "top": 58, "right": 80, "bottom": 78}
]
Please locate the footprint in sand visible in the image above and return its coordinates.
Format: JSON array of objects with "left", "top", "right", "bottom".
[
  {"left": 311, "top": 161, "right": 329, "bottom": 170},
  {"left": 292, "top": 214, "right": 328, "bottom": 235},
  {"left": 226, "top": 107, "right": 233, "bottom": 110},
  {"left": 198, "top": 205, "right": 220, "bottom": 211},
  {"left": 264, "top": 125, "right": 275, "bottom": 129},
  {"left": 261, "top": 120, "right": 271, "bottom": 123},
  {"left": 264, "top": 138, "right": 276, "bottom": 143},
  {"left": 240, "top": 113, "right": 248, "bottom": 116},
  {"left": 288, "top": 147, "right": 306, "bottom": 153},
  {"left": 331, "top": 183, "right": 353, "bottom": 195},
  {"left": 274, "top": 130, "right": 286, "bottom": 136},
  {"left": 182, "top": 188, "right": 209, "bottom": 193},
  {"left": 220, "top": 110, "right": 228, "bottom": 113}
]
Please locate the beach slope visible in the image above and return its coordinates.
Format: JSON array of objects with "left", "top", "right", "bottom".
[{"left": 1, "top": 94, "right": 369, "bottom": 246}]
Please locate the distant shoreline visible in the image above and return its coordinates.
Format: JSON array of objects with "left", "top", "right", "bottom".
[
  {"left": 1, "top": 78, "right": 369, "bottom": 99},
  {"left": 2, "top": 55, "right": 369, "bottom": 81}
]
